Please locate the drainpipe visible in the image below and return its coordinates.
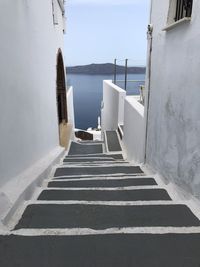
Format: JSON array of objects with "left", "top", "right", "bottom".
[{"left": 144, "top": 0, "right": 153, "bottom": 164}]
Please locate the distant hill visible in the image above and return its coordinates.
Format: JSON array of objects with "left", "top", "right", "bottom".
[{"left": 66, "top": 63, "right": 146, "bottom": 75}]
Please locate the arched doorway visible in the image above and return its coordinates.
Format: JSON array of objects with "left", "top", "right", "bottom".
[{"left": 56, "top": 50, "right": 68, "bottom": 147}]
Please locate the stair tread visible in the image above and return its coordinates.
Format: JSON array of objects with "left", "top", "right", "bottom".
[
  {"left": 105, "top": 131, "right": 122, "bottom": 152},
  {"left": 1, "top": 234, "right": 200, "bottom": 267},
  {"left": 48, "top": 178, "right": 157, "bottom": 188},
  {"left": 68, "top": 142, "right": 103, "bottom": 155},
  {"left": 63, "top": 158, "right": 118, "bottom": 162},
  {"left": 54, "top": 166, "right": 143, "bottom": 177},
  {"left": 65, "top": 154, "right": 124, "bottom": 159},
  {"left": 38, "top": 189, "right": 170, "bottom": 201},
  {"left": 15, "top": 204, "right": 200, "bottom": 230}
]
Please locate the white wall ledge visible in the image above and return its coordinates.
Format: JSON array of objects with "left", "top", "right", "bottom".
[
  {"left": 162, "top": 17, "right": 191, "bottom": 31},
  {"left": 104, "top": 80, "right": 126, "bottom": 93},
  {"left": 126, "top": 96, "right": 144, "bottom": 117},
  {"left": 1, "top": 146, "right": 65, "bottom": 229},
  {"left": 102, "top": 80, "right": 126, "bottom": 131}
]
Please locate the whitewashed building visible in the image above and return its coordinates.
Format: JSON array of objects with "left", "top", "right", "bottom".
[
  {"left": 1, "top": 1, "right": 200, "bottom": 264},
  {"left": 102, "top": 0, "right": 200, "bottom": 198},
  {"left": 0, "top": 0, "right": 74, "bottom": 223},
  {"left": 145, "top": 0, "right": 200, "bottom": 196}
]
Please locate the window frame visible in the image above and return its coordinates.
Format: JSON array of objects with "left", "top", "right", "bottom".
[
  {"left": 174, "top": 0, "right": 193, "bottom": 22},
  {"left": 163, "top": 0, "right": 193, "bottom": 31}
]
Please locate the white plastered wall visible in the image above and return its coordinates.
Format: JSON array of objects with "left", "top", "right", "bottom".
[
  {"left": 0, "top": 0, "right": 68, "bottom": 222},
  {"left": 146, "top": 0, "right": 200, "bottom": 197},
  {"left": 67, "top": 86, "right": 75, "bottom": 129},
  {"left": 123, "top": 96, "right": 145, "bottom": 163},
  {"left": 101, "top": 80, "right": 126, "bottom": 131},
  {"left": 66, "top": 86, "right": 75, "bottom": 141}
]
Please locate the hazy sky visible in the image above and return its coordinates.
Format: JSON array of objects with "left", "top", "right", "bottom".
[{"left": 64, "top": 0, "right": 150, "bottom": 66}]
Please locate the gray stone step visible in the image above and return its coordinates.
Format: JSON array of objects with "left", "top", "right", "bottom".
[
  {"left": 63, "top": 158, "right": 118, "bottom": 163},
  {"left": 78, "top": 141, "right": 104, "bottom": 144},
  {"left": 65, "top": 154, "right": 124, "bottom": 160},
  {"left": 105, "top": 131, "right": 122, "bottom": 152},
  {"left": 61, "top": 163, "right": 131, "bottom": 168},
  {"left": 53, "top": 175, "right": 146, "bottom": 180},
  {"left": 54, "top": 166, "right": 143, "bottom": 177},
  {"left": 48, "top": 178, "right": 157, "bottom": 188},
  {"left": 1, "top": 234, "right": 200, "bottom": 267},
  {"left": 68, "top": 142, "right": 103, "bottom": 155},
  {"left": 38, "top": 189, "right": 170, "bottom": 201},
  {"left": 62, "top": 161, "right": 129, "bottom": 166},
  {"left": 7, "top": 234, "right": 200, "bottom": 266},
  {"left": 15, "top": 204, "right": 200, "bottom": 230}
]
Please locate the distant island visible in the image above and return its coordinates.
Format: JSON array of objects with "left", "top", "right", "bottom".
[{"left": 66, "top": 63, "right": 146, "bottom": 75}]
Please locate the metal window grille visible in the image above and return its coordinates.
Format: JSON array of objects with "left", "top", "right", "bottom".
[{"left": 175, "top": 0, "right": 193, "bottom": 21}]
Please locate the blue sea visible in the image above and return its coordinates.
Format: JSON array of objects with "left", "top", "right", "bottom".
[{"left": 67, "top": 73, "right": 145, "bottom": 130}]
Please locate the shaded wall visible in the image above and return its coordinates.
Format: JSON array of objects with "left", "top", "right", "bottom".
[
  {"left": 146, "top": 0, "right": 200, "bottom": 196},
  {"left": 0, "top": 0, "right": 66, "bottom": 186}
]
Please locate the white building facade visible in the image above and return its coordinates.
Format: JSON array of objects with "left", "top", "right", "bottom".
[
  {"left": 145, "top": 0, "right": 200, "bottom": 196},
  {"left": 0, "top": 0, "right": 74, "bottom": 223}
]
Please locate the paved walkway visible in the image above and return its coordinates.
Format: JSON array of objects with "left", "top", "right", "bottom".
[{"left": 1, "top": 139, "right": 200, "bottom": 266}]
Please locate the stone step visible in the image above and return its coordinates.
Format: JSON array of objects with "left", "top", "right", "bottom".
[
  {"left": 63, "top": 158, "right": 119, "bottom": 163},
  {"left": 62, "top": 162, "right": 130, "bottom": 166},
  {"left": 1, "top": 234, "right": 200, "bottom": 267},
  {"left": 53, "top": 174, "right": 146, "bottom": 180},
  {"left": 15, "top": 204, "right": 200, "bottom": 230},
  {"left": 65, "top": 154, "right": 124, "bottom": 160},
  {"left": 105, "top": 131, "right": 122, "bottom": 152},
  {"left": 53, "top": 176, "right": 151, "bottom": 182},
  {"left": 48, "top": 177, "right": 157, "bottom": 188},
  {"left": 38, "top": 189, "right": 170, "bottom": 201},
  {"left": 78, "top": 140, "right": 104, "bottom": 144},
  {"left": 54, "top": 166, "right": 144, "bottom": 177},
  {"left": 68, "top": 142, "right": 103, "bottom": 155},
  {"left": 61, "top": 163, "right": 131, "bottom": 168}
]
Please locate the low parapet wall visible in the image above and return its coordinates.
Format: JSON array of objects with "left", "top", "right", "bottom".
[
  {"left": 123, "top": 96, "right": 145, "bottom": 163},
  {"left": 101, "top": 80, "right": 126, "bottom": 131}
]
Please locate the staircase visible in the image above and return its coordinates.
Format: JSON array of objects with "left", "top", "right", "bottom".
[{"left": 1, "top": 135, "right": 200, "bottom": 266}]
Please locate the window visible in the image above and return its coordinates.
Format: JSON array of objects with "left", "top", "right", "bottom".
[
  {"left": 174, "top": 0, "right": 193, "bottom": 21},
  {"left": 163, "top": 0, "right": 193, "bottom": 30}
]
